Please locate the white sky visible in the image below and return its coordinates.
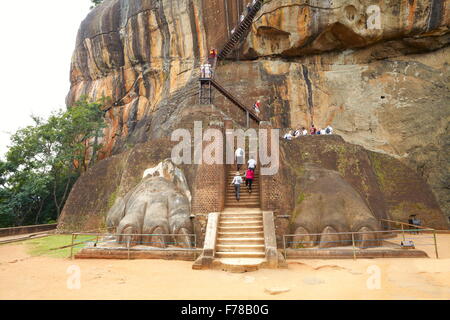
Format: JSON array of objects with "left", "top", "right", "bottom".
[{"left": 0, "top": 0, "right": 93, "bottom": 159}]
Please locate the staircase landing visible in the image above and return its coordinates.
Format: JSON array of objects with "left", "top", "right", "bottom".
[{"left": 212, "top": 258, "right": 266, "bottom": 273}]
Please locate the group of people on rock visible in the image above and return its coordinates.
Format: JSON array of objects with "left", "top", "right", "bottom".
[
  {"left": 231, "top": 147, "right": 257, "bottom": 201},
  {"left": 283, "top": 124, "right": 333, "bottom": 140}
]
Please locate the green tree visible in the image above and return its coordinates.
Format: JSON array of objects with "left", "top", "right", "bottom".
[
  {"left": 0, "top": 97, "right": 106, "bottom": 227},
  {"left": 90, "top": 0, "right": 104, "bottom": 9}
]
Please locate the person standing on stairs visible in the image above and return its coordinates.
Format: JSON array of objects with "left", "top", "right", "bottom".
[
  {"left": 204, "top": 64, "right": 212, "bottom": 78},
  {"left": 208, "top": 49, "right": 217, "bottom": 65},
  {"left": 245, "top": 168, "right": 255, "bottom": 193},
  {"left": 248, "top": 156, "right": 257, "bottom": 172},
  {"left": 231, "top": 172, "right": 243, "bottom": 201},
  {"left": 235, "top": 147, "right": 245, "bottom": 171},
  {"left": 253, "top": 100, "right": 261, "bottom": 114},
  {"left": 200, "top": 64, "right": 205, "bottom": 78}
]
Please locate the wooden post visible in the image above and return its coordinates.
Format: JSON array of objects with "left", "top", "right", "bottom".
[
  {"left": 283, "top": 235, "right": 287, "bottom": 260},
  {"left": 70, "top": 233, "right": 74, "bottom": 260},
  {"left": 246, "top": 111, "right": 249, "bottom": 128},
  {"left": 351, "top": 233, "right": 356, "bottom": 260},
  {"left": 433, "top": 231, "right": 439, "bottom": 259},
  {"left": 401, "top": 224, "right": 406, "bottom": 241}
]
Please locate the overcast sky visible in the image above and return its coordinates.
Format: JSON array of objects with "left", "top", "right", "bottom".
[{"left": 0, "top": 0, "right": 93, "bottom": 158}]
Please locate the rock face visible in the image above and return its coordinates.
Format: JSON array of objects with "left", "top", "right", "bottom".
[
  {"left": 291, "top": 165, "right": 381, "bottom": 248},
  {"left": 106, "top": 160, "right": 193, "bottom": 248},
  {"left": 280, "top": 136, "right": 447, "bottom": 229},
  {"left": 62, "top": 0, "right": 449, "bottom": 230}
]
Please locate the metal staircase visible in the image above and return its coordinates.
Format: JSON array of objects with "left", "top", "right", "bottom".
[
  {"left": 218, "top": 0, "right": 264, "bottom": 60},
  {"left": 199, "top": 0, "right": 265, "bottom": 127}
]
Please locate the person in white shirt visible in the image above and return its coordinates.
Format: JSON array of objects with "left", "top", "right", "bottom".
[
  {"left": 302, "top": 127, "right": 308, "bottom": 136},
  {"left": 235, "top": 147, "right": 245, "bottom": 171},
  {"left": 248, "top": 157, "right": 257, "bottom": 172},
  {"left": 200, "top": 64, "right": 205, "bottom": 78},
  {"left": 320, "top": 128, "right": 326, "bottom": 135},
  {"left": 204, "top": 64, "right": 212, "bottom": 78},
  {"left": 283, "top": 131, "right": 293, "bottom": 140},
  {"left": 231, "top": 172, "right": 243, "bottom": 201}
]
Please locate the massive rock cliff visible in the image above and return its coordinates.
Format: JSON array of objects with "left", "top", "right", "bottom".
[{"left": 62, "top": 0, "right": 449, "bottom": 230}]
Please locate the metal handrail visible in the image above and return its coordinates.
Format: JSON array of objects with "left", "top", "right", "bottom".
[
  {"left": 380, "top": 218, "right": 433, "bottom": 230},
  {"left": 283, "top": 228, "right": 439, "bottom": 259},
  {"left": 70, "top": 232, "right": 198, "bottom": 259}
]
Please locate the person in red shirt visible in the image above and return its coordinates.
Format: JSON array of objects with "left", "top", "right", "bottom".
[
  {"left": 245, "top": 168, "right": 255, "bottom": 193},
  {"left": 310, "top": 124, "right": 317, "bottom": 135},
  {"left": 253, "top": 100, "right": 261, "bottom": 114}
]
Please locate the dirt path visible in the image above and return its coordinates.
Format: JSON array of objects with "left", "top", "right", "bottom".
[{"left": 0, "top": 235, "right": 449, "bottom": 300}]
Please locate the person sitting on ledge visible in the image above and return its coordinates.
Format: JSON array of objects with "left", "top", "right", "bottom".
[
  {"left": 325, "top": 125, "right": 333, "bottom": 135},
  {"left": 310, "top": 124, "right": 317, "bottom": 135},
  {"left": 283, "top": 130, "right": 294, "bottom": 140},
  {"left": 302, "top": 127, "right": 308, "bottom": 136}
]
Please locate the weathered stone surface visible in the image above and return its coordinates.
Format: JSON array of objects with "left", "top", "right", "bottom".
[
  {"left": 106, "top": 159, "right": 193, "bottom": 248},
  {"left": 291, "top": 166, "right": 380, "bottom": 248},
  {"left": 355, "top": 226, "right": 381, "bottom": 249},
  {"left": 244, "top": 0, "right": 449, "bottom": 58},
  {"left": 292, "top": 226, "right": 318, "bottom": 248},
  {"left": 277, "top": 136, "right": 447, "bottom": 232},
  {"left": 62, "top": 0, "right": 449, "bottom": 232}
]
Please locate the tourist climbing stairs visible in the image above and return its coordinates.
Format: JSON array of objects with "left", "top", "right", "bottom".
[
  {"left": 225, "top": 165, "right": 261, "bottom": 208},
  {"left": 214, "top": 165, "right": 265, "bottom": 262},
  {"left": 199, "top": 0, "right": 265, "bottom": 127}
]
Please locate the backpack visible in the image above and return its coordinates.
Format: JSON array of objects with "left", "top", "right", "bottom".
[{"left": 326, "top": 128, "right": 331, "bottom": 134}]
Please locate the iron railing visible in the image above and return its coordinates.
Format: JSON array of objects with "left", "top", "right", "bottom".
[
  {"left": 283, "top": 228, "right": 439, "bottom": 260},
  {"left": 70, "top": 232, "right": 198, "bottom": 259}
]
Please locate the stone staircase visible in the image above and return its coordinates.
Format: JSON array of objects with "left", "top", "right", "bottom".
[
  {"left": 216, "top": 208, "right": 265, "bottom": 260},
  {"left": 225, "top": 168, "right": 260, "bottom": 208},
  {"left": 194, "top": 166, "right": 283, "bottom": 271},
  {"left": 212, "top": 166, "right": 269, "bottom": 271}
]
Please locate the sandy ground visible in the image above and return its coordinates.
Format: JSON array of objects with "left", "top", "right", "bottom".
[{"left": 0, "top": 234, "right": 449, "bottom": 300}]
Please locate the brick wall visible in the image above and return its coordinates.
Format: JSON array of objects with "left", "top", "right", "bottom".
[{"left": 191, "top": 123, "right": 226, "bottom": 215}]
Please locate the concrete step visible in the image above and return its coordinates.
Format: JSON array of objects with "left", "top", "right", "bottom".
[
  {"left": 219, "top": 220, "right": 263, "bottom": 227},
  {"left": 218, "top": 225, "right": 263, "bottom": 232},
  {"left": 217, "top": 238, "right": 265, "bottom": 245},
  {"left": 218, "top": 231, "right": 264, "bottom": 238},
  {"left": 220, "top": 216, "right": 262, "bottom": 220},
  {"left": 226, "top": 193, "right": 259, "bottom": 197},
  {"left": 216, "top": 244, "right": 265, "bottom": 252},
  {"left": 225, "top": 201, "right": 261, "bottom": 206},
  {"left": 215, "top": 251, "right": 266, "bottom": 259},
  {"left": 226, "top": 197, "right": 260, "bottom": 201},
  {"left": 220, "top": 216, "right": 262, "bottom": 221},
  {"left": 222, "top": 208, "right": 262, "bottom": 213},
  {"left": 226, "top": 201, "right": 260, "bottom": 205},
  {"left": 212, "top": 258, "right": 266, "bottom": 273}
]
